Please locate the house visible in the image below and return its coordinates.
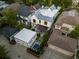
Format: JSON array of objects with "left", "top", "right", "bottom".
[
  {"left": 6, "top": 3, "right": 41, "bottom": 26},
  {"left": 18, "top": 5, "right": 32, "bottom": 23},
  {"left": 48, "top": 10, "right": 79, "bottom": 56},
  {"left": 0, "top": 1, "right": 8, "bottom": 9},
  {"left": 72, "top": 0, "right": 79, "bottom": 5},
  {"left": 11, "top": 28, "right": 37, "bottom": 48},
  {"left": 55, "top": 10, "right": 79, "bottom": 34},
  {"left": 31, "top": 5, "right": 61, "bottom": 29},
  {"left": 6, "top": 3, "right": 34, "bottom": 25}
]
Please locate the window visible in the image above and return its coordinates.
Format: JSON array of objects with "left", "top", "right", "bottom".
[
  {"left": 33, "top": 19, "right": 36, "bottom": 23},
  {"left": 39, "top": 20, "right": 41, "bottom": 23},
  {"left": 44, "top": 21, "right": 47, "bottom": 25}
]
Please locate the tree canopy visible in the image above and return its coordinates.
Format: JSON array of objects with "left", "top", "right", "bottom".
[
  {"left": 52, "top": 0, "right": 72, "bottom": 8},
  {"left": 2, "top": 8, "right": 18, "bottom": 28},
  {"left": 22, "top": 0, "right": 38, "bottom": 5},
  {"left": 21, "top": 0, "right": 72, "bottom": 7},
  {"left": 0, "top": 45, "right": 10, "bottom": 59},
  {"left": 1, "top": 0, "right": 15, "bottom": 4},
  {"left": 69, "top": 25, "right": 79, "bottom": 39}
]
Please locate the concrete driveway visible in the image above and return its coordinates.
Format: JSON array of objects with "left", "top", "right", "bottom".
[{"left": 0, "top": 35, "right": 71, "bottom": 59}]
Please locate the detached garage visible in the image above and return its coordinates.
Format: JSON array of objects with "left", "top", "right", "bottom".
[{"left": 13, "top": 28, "right": 37, "bottom": 48}]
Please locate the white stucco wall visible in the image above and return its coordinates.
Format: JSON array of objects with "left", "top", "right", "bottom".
[
  {"left": 27, "top": 34, "right": 37, "bottom": 47},
  {"left": 31, "top": 15, "right": 52, "bottom": 28},
  {"left": 14, "top": 37, "right": 28, "bottom": 47},
  {"left": 14, "top": 34, "right": 37, "bottom": 48}
]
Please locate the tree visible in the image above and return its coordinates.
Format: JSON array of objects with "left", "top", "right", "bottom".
[
  {"left": 2, "top": 8, "right": 18, "bottom": 28},
  {"left": 0, "top": 45, "right": 10, "bottom": 59},
  {"left": 39, "top": 0, "right": 53, "bottom": 6},
  {"left": 69, "top": 25, "right": 79, "bottom": 48},
  {"left": 1, "top": 0, "right": 15, "bottom": 4},
  {"left": 22, "top": 0, "right": 38, "bottom": 5},
  {"left": 52, "top": 0, "right": 72, "bottom": 8},
  {"left": 16, "top": 22, "right": 26, "bottom": 30}
]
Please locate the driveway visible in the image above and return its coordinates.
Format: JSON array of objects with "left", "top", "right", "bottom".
[
  {"left": 48, "top": 29, "right": 77, "bottom": 55},
  {"left": 0, "top": 35, "right": 71, "bottom": 59}
]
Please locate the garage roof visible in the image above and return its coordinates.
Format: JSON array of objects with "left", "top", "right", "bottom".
[{"left": 14, "top": 28, "right": 37, "bottom": 43}]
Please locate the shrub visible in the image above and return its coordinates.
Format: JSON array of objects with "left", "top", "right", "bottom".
[
  {"left": 39, "top": 30, "right": 51, "bottom": 50},
  {"left": 26, "top": 23, "right": 32, "bottom": 29},
  {"left": 32, "top": 29, "right": 35, "bottom": 31},
  {"left": 37, "top": 33, "right": 40, "bottom": 38},
  {"left": 16, "top": 23, "right": 26, "bottom": 30},
  {"left": 0, "top": 45, "right": 10, "bottom": 59}
]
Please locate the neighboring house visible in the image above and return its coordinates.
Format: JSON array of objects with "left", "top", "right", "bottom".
[
  {"left": 6, "top": 3, "right": 41, "bottom": 26},
  {"left": 55, "top": 10, "right": 79, "bottom": 34},
  {"left": 31, "top": 5, "right": 61, "bottom": 29},
  {"left": 0, "top": 1, "right": 8, "bottom": 9},
  {"left": 18, "top": 4, "right": 35, "bottom": 25},
  {"left": 6, "top": 3, "right": 34, "bottom": 25},
  {"left": 11, "top": 28, "right": 37, "bottom": 48},
  {"left": 72, "top": 0, "right": 79, "bottom": 5},
  {"left": 48, "top": 10, "right": 79, "bottom": 56}
]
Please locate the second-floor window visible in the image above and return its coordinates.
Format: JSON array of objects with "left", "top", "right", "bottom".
[
  {"left": 33, "top": 19, "right": 36, "bottom": 23},
  {"left": 44, "top": 21, "right": 47, "bottom": 25},
  {"left": 39, "top": 20, "right": 41, "bottom": 23}
]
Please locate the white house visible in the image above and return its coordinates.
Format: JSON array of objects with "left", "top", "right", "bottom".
[
  {"left": 31, "top": 5, "right": 61, "bottom": 29},
  {"left": 13, "top": 28, "right": 37, "bottom": 48}
]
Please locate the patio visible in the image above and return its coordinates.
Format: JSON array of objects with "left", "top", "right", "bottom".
[{"left": 34, "top": 24, "right": 48, "bottom": 34}]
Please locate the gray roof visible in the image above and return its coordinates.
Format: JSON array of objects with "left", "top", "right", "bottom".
[
  {"left": 18, "top": 5, "right": 31, "bottom": 17},
  {"left": 55, "top": 10, "right": 79, "bottom": 26},
  {"left": 35, "top": 10, "right": 54, "bottom": 22}
]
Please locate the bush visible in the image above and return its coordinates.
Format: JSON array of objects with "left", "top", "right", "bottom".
[
  {"left": 0, "top": 45, "right": 10, "bottom": 59},
  {"left": 32, "top": 29, "right": 35, "bottom": 31},
  {"left": 16, "top": 23, "right": 26, "bottom": 30},
  {"left": 37, "top": 33, "right": 40, "bottom": 38},
  {"left": 68, "top": 25, "right": 79, "bottom": 39},
  {"left": 26, "top": 23, "right": 32, "bottom": 29},
  {"left": 38, "top": 30, "right": 51, "bottom": 52}
]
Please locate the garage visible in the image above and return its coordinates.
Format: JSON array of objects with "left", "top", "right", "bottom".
[{"left": 13, "top": 28, "right": 37, "bottom": 48}]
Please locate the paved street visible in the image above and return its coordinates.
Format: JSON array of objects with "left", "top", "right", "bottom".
[
  {"left": 49, "top": 29, "right": 77, "bottom": 53},
  {"left": 0, "top": 35, "right": 71, "bottom": 59}
]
